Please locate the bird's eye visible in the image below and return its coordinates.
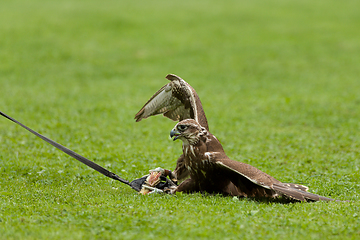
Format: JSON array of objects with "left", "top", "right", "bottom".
[{"left": 177, "top": 125, "right": 188, "bottom": 131}]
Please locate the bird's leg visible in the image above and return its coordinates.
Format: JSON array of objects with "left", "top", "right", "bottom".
[
  {"left": 172, "top": 154, "right": 189, "bottom": 182},
  {"left": 174, "top": 178, "right": 200, "bottom": 194},
  {"left": 163, "top": 185, "right": 178, "bottom": 194}
]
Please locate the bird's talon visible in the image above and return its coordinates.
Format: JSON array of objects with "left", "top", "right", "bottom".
[{"left": 164, "top": 186, "right": 177, "bottom": 194}]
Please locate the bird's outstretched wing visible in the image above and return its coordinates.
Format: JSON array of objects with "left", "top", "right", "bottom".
[
  {"left": 216, "top": 159, "right": 334, "bottom": 201},
  {"left": 135, "top": 74, "right": 209, "bottom": 131}
]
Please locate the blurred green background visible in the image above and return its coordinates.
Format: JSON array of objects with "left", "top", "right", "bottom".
[{"left": 1, "top": 0, "right": 359, "bottom": 239}]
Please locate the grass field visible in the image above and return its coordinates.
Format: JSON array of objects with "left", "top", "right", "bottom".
[{"left": 1, "top": 0, "right": 360, "bottom": 239}]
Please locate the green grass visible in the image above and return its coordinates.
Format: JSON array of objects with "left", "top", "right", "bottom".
[{"left": 1, "top": 0, "right": 360, "bottom": 239}]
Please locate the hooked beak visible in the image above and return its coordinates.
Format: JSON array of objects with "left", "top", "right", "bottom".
[{"left": 170, "top": 129, "right": 180, "bottom": 141}]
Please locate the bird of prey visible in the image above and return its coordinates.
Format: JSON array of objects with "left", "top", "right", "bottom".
[
  {"left": 169, "top": 119, "right": 334, "bottom": 201},
  {"left": 135, "top": 74, "right": 334, "bottom": 201}
]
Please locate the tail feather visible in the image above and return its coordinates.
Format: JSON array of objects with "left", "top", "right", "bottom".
[
  {"left": 273, "top": 183, "right": 334, "bottom": 202},
  {"left": 282, "top": 183, "right": 309, "bottom": 192}
]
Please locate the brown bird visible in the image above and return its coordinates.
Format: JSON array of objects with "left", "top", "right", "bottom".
[
  {"left": 135, "top": 74, "right": 335, "bottom": 201},
  {"left": 169, "top": 119, "right": 334, "bottom": 201}
]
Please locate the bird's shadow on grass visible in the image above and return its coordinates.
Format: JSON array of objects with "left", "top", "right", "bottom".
[
  {"left": 247, "top": 197, "right": 304, "bottom": 204},
  {"left": 202, "top": 193, "right": 313, "bottom": 204},
  {"left": 229, "top": 195, "right": 348, "bottom": 204}
]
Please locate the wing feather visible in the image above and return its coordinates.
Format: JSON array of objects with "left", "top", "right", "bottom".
[
  {"left": 272, "top": 183, "right": 334, "bottom": 201},
  {"left": 215, "top": 160, "right": 279, "bottom": 198},
  {"left": 216, "top": 159, "right": 334, "bottom": 201},
  {"left": 135, "top": 74, "right": 209, "bottom": 130}
]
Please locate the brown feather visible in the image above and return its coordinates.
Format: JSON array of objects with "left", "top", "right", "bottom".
[
  {"left": 172, "top": 154, "right": 190, "bottom": 182},
  {"left": 281, "top": 183, "right": 309, "bottom": 192},
  {"left": 135, "top": 74, "right": 209, "bottom": 130},
  {"left": 272, "top": 183, "right": 334, "bottom": 201}
]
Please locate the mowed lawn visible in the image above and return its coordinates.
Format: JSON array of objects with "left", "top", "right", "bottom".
[{"left": 1, "top": 0, "right": 360, "bottom": 239}]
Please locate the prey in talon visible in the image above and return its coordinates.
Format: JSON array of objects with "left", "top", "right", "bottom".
[
  {"left": 139, "top": 171, "right": 162, "bottom": 195},
  {"left": 139, "top": 169, "right": 178, "bottom": 195}
]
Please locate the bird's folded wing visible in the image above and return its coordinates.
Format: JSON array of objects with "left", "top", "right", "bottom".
[
  {"left": 272, "top": 183, "right": 334, "bottom": 201},
  {"left": 216, "top": 159, "right": 334, "bottom": 201},
  {"left": 215, "top": 159, "right": 279, "bottom": 198},
  {"left": 135, "top": 74, "right": 209, "bottom": 130}
]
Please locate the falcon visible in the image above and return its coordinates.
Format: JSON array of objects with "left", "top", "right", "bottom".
[
  {"left": 135, "top": 74, "right": 335, "bottom": 201},
  {"left": 169, "top": 119, "right": 334, "bottom": 201}
]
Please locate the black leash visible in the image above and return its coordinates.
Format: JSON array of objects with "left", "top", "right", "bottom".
[{"left": 0, "top": 111, "right": 134, "bottom": 188}]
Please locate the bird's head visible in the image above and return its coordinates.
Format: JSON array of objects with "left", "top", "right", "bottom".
[{"left": 170, "top": 119, "right": 206, "bottom": 145}]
